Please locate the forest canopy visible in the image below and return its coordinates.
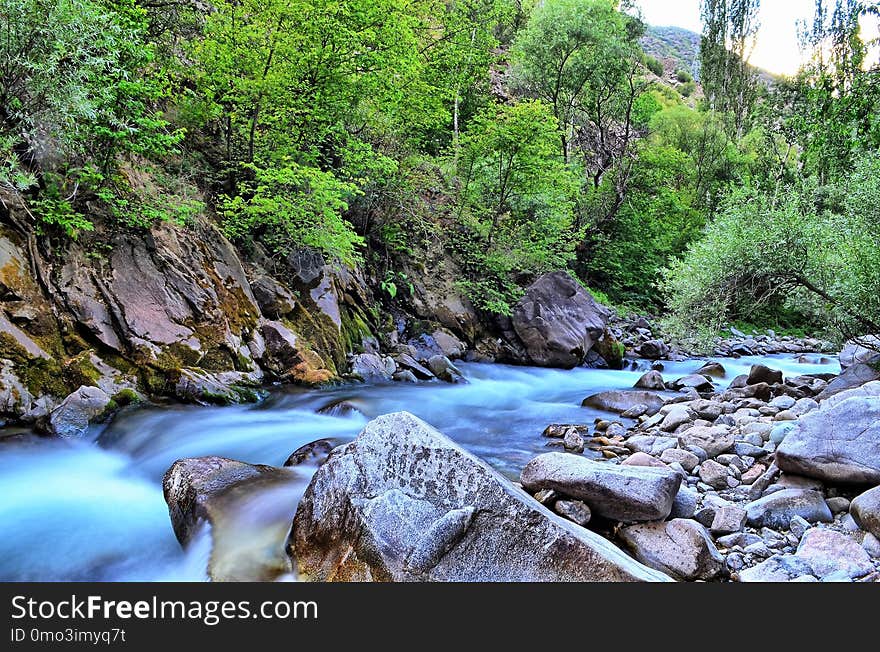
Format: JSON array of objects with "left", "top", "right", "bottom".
[{"left": 1, "top": 0, "right": 879, "bottom": 344}]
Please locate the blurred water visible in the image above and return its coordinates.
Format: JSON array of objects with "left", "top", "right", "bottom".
[{"left": 0, "top": 353, "right": 838, "bottom": 581}]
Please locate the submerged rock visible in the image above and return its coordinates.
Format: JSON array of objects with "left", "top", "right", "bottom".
[
  {"left": 283, "top": 440, "right": 337, "bottom": 468},
  {"left": 163, "top": 456, "right": 277, "bottom": 545},
  {"left": 292, "top": 412, "right": 670, "bottom": 582}
]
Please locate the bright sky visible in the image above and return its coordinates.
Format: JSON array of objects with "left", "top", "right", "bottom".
[{"left": 635, "top": 0, "right": 879, "bottom": 76}]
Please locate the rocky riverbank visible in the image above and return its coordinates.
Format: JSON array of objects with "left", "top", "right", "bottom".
[
  {"left": 161, "top": 341, "right": 880, "bottom": 582},
  {"left": 1, "top": 186, "right": 837, "bottom": 444},
  {"left": 529, "top": 351, "right": 880, "bottom": 582}
]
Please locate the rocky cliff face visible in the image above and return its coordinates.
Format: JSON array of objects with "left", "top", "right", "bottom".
[
  {"left": 0, "top": 190, "right": 382, "bottom": 432},
  {"left": 0, "top": 189, "right": 626, "bottom": 435}
]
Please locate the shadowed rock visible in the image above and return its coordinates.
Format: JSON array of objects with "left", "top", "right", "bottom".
[{"left": 511, "top": 272, "right": 610, "bottom": 369}]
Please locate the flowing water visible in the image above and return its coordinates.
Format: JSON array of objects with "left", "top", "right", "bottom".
[{"left": 0, "top": 353, "right": 839, "bottom": 581}]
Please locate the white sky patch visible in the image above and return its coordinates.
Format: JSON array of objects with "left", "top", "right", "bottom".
[{"left": 634, "top": 0, "right": 878, "bottom": 76}]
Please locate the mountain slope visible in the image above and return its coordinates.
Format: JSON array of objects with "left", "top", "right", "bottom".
[{"left": 641, "top": 25, "right": 702, "bottom": 80}]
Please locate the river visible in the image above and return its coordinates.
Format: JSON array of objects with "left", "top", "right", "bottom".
[{"left": 0, "top": 353, "right": 838, "bottom": 581}]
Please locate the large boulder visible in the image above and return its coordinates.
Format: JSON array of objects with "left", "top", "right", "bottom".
[
  {"left": 776, "top": 396, "right": 880, "bottom": 484},
  {"left": 582, "top": 390, "right": 665, "bottom": 416},
  {"left": 839, "top": 336, "right": 880, "bottom": 370},
  {"left": 738, "top": 555, "right": 815, "bottom": 582},
  {"left": 618, "top": 519, "right": 724, "bottom": 581},
  {"left": 349, "top": 353, "right": 393, "bottom": 381},
  {"left": 511, "top": 272, "right": 610, "bottom": 369},
  {"left": 291, "top": 412, "right": 670, "bottom": 582},
  {"left": 520, "top": 453, "right": 682, "bottom": 522},
  {"left": 260, "top": 320, "right": 333, "bottom": 385},
  {"left": 747, "top": 364, "right": 783, "bottom": 386},
  {"left": 637, "top": 340, "right": 670, "bottom": 360},
  {"left": 163, "top": 456, "right": 299, "bottom": 582},
  {"left": 250, "top": 275, "right": 296, "bottom": 318},
  {"left": 816, "top": 363, "right": 880, "bottom": 401},
  {"left": 634, "top": 371, "right": 665, "bottom": 390},
  {"left": 795, "top": 529, "right": 873, "bottom": 579},
  {"left": 47, "top": 386, "right": 112, "bottom": 439}
]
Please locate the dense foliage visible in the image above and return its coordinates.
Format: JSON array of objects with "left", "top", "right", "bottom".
[{"left": 1, "top": 0, "right": 878, "bottom": 343}]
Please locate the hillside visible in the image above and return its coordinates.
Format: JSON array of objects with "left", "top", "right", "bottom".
[{"left": 641, "top": 25, "right": 702, "bottom": 80}]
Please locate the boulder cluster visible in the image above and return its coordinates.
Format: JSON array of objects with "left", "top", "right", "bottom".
[
  {"left": 529, "top": 357, "right": 880, "bottom": 582},
  {"left": 162, "top": 339, "right": 880, "bottom": 583}
]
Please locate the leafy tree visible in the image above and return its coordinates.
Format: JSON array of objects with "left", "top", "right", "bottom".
[
  {"left": 663, "top": 156, "right": 880, "bottom": 343},
  {"left": 700, "top": 0, "right": 762, "bottom": 136},
  {"left": 0, "top": 0, "right": 180, "bottom": 235},
  {"left": 784, "top": 0, "right": 880, "bottom": 180},
  {"left": 645, "top": 55, "right": 665, "bottom": 77},
  {"left": 453, "top": 100, "right": 579, "bottom": 313},
  {"left": 511, "top": 0, "right": 642, "bottom": 163}
]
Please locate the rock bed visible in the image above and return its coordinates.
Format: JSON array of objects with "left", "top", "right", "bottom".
[{"left": 527, "top": 360, "right": 880, "bottom": 582}]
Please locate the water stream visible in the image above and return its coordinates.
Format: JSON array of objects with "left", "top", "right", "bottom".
[{"left": 0, "top": 354, "right": 838, "bottom": 581}]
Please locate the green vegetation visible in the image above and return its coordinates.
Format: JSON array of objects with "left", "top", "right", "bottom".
[
  {"left": 453, "top": 101, "right": 579, "bottom": 313},
  {"left": 2, "top": 0, "right": 879, "bottom": 345},
  {"left": 664, "top": 0, "right": 880, "bottom": 343}
]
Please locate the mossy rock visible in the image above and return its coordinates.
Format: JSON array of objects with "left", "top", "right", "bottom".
[{"left": 63, "top": 352, "right": 103, "bottom": 389}]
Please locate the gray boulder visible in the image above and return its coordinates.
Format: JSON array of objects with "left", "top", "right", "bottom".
[
  {"left": 284, "top": 439, "right": 337, "bottom": 468},
  {"left": 634, "top": 370, "right": 666, "bottom": 390},
  {"left": 292, "top": 412, "right": 670, "bottom": 582},
  {"left": 619, "top": 519, "right": 724, "bottom": 581},
  {"left": 350, "top": 353, "right": 393, "bottom": 381},
  {"left": 426, "top": 355, "right": 465, "bottom": 383},
  {"left": 738, "top": 555, "right": 815, "bottom": 582},
  {"left": 511, "top": 272, "right": 610, "bottom": 369},
  {"left": 582, "top": 390, "right": 665, "bottom": 416},
  {"left": 850, "top": 486, "right": 880, "bottom": 539},
  {"left": 776, "top": 395, "right": 880, "bottom": 484},
  {"left": 638, "top": 340, "right": 670, "bottom": 360},
  {"left": 671, "top": 374, "right": 714, "bottom": 392},
  {"left": 677, "top": 425, "right": 735, "bottom": 458},
  {"left": 747, "top": 364, "right": 783, "bottom": 385},
  {"left": 745, "top": 489, "right": 833, "bottom": 529},
  {"left": 521, "top": 452, "right": 682, "bottom": 522},
  {"left": 795, "top": 529, "right": 873, "bottom": 579},
  {"left": 47, "top": 386, "right": 113, "bottom": 439},
  {"left": 839, "top": 335, "right": 880, "bottom": 370},
  {"left": 816, "top": 363, "right": 880, "bottom": 401},
  {"left": 250, "top": 275, "right": 296, "bottom": 317}
]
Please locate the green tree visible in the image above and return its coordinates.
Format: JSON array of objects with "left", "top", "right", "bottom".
[
  {"left": 454, "top": 100, "right": 579, "bottom": 313},
  {"left": 700, "top": 0, "right": 761, "bottom": 136},
  {"left": 511, "top": 0, "right": 642, "bottom": 163},
  {"left": 663, "top": 156, "right": 880, "bottom": 342},
  {"left": 0, "top": 0, "right": 181, "bottom": 234}
]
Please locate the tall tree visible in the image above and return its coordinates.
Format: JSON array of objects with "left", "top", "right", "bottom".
[
  {"left": 511, "top": 0, "right": 641, "bottom": 163},
  {"left": 700, "top": 0, "right": 761, "bottom": 137}
]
